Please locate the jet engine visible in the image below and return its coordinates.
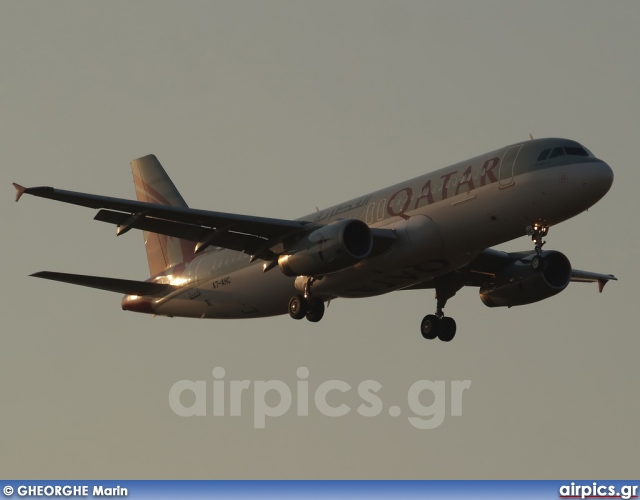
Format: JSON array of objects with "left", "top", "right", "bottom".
[
  {"left": 278, "top": 219, "right": 373, "bottom": 277},
  {"left": 479, "top": 250, "right": 572, "bottom": 307}
]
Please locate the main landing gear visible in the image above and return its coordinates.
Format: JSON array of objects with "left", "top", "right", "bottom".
[
  {"left": 421, "top": 314, "right": 456, "bottom": 342},
  {"left": 288, "top": 278, "right": 325, "bottom": 323},
  {"left": 420, "top": 277, "right": 462, "bottom": 342},
  {"left": 527, "top": 223, "right": 549, "bottom": 271}
]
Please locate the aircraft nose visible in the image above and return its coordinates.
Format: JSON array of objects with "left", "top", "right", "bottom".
[
  {"left": 577, "top": 160, "right": 614, "bottom": 205},
  {"left": 592, "top": 160, "right": 614, "bottom": 195}
]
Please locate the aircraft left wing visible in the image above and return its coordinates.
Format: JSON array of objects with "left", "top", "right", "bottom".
[
  {"left": 13, "top": 183, "right": 397, "bottom": 261},
  {"left": 13, "top": 183, "right": 315, "bottom": 259}
]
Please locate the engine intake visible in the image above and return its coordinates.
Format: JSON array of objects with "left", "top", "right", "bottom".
[
  {"left": 480, "top": 250, "right": 572, "bottom": 307},
  {"left": 278, "top": 219, "right": 373, "bottom": 277}
]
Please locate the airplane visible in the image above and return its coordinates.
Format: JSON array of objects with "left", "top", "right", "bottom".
[{"left": 13, "top": 137, "right": 616, "bottom": 341}]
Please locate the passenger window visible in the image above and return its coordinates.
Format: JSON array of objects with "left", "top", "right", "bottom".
[
  {"left": 549, "top": 147, "right": 565, "bottom": 159},
  {"left": 537, "top": 149, "right": 550, "bottom": 162}
]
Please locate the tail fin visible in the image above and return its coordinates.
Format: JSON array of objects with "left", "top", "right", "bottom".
[{"left": 131, "top": 155, "right": 195, "bottom": 276}]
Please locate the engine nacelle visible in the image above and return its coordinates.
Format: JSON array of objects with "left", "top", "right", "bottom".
[
  {"left": 480, "top": 250, "right": 572, "bottom": 308},
  {"left": 278, "top": 219, "right": 373, "bottom": 277}
]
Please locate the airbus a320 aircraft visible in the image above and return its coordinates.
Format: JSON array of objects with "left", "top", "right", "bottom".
[{"left": 14, "top": 138, "right": 616, "bottom": 341}]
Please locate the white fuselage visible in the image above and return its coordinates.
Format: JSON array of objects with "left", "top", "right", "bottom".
[{"left": 122, "top": 139, "right": 613, "bottom": 318}]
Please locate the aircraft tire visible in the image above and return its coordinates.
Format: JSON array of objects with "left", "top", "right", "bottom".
[
  {"left": 288, "top": 295, "right": 307, "bottom": 320},
  {"left": 531, "top": 255, "right": 545, "bottom": 271},
  {"left": 438, "top": 317, "right": 457, "bottom": 342},
  {"left": 306, "top": 298, "right": 325, "bottom": 323},
  {"left": 421, "top": 315, "right": 440, "bottom": 340}
]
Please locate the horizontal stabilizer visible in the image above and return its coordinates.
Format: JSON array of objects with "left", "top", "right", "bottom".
[{"left": 31, "top": 271, "right": 176, "bottom": 296}]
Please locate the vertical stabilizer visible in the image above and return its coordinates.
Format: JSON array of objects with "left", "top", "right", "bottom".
[{"left": 131, "top": 155, "right": 195, "bottom": 276}]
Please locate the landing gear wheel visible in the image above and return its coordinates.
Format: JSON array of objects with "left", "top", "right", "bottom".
[
  {"left": 438, "top": 317, "right": 457, "bottom": 342},
  {"left": 288, "top": 295, "right": 307, "bottom": 320},
  {"left": 531, "top": 254, "right": 546, "bottom": 271},
  {"left": 420, "top": 315, "right": 440, "bottom": 340},
  {"left": 306, "top": 298, "right": 325, "bottom": 323}
]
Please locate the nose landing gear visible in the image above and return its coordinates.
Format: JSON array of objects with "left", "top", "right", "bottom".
[{"left": 527, "top": 223, "right": 549, "bottom": 271}]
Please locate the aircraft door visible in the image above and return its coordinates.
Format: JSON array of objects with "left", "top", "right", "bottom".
[
  {"left": 499, "top": 144, "right": 523, "bottom": 187},
  {"left": 185, "top": 257, "right": 206, "bottom": 299}
]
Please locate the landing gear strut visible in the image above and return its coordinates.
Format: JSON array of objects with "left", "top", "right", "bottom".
[
  {"left": 420, "top": 277, "right": 461, "bottom": 342},
  {"left": 527, "top": 223, "right": 549, "bottom": 271},
  {"left": 288, "top": 277, "right": 325, "bottom": 323}
]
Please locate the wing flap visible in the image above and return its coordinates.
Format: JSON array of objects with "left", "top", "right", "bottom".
[
  {"left": 94, "top": 209, "right": 272, "bottom": 255},
  {"left": 31, "top": 271, "right": 176, "bottom": 296}
]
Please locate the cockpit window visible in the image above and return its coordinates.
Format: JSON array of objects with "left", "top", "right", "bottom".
[
  {"left": 538, "top": 144, "right": 593, "bottom": 163},
  {"left": 564, "top": 146, "right": 589, "bottom": 157},
  {"left": 537, "top": 149, "right": 550, "bottom": 162},
  {"left": 549, "top": 147, "right": 565, "bottom": 159}
]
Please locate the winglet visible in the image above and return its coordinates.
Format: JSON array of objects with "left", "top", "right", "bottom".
[
  {"left": 598, "top": 279, "right": 607, "bottom": 293},
  {"left": 597, "top": 275, "right": 618, "bottom": 293},
  {"left": 13, "top": 183, "right": 26, "bottom": 202}
]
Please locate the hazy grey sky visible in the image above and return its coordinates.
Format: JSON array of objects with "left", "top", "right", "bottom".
[{"left": 1, "top": 1, "right": 638, "bottom": 479}]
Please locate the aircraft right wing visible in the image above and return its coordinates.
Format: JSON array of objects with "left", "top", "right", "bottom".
[
  {"left": 404, "top": 248, "right": 617, "bottom": 292},
  {"left": 568, "top": 269, "right": 619, "bottom": 292},
  {"left": 463, "top": 248, "right": 617, "bottom": 291}
]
